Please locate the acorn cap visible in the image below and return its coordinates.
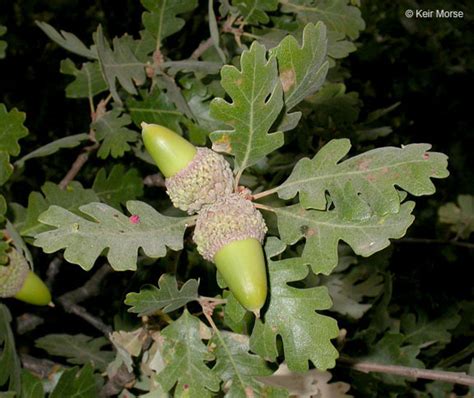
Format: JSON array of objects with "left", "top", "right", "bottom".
[
  {"left": 0, "top": 249, "right": 29, "bottom": 298},
  {"left": 193, "top": 194, "right": 267, "bottom": 261},
  {"left": 141, "top": 123, "right": 197, "bottom": 178},
  {"left": 166, "top": 147, "right": 234, "bottom": 214}
]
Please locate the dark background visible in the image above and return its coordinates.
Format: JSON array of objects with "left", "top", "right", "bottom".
[{"left": 0, "top": 0, "right": 472, "bottom": 395}]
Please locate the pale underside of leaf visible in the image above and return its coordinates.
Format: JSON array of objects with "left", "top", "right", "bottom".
[
  {"left": 34, "top": 201, "right": 190, "bottom": 271},
  {"left": 277, "top": 139, "right": 449, "bottom": 218},
  {"left": 274, "top": 201, "right": 416, "bottom": 275}
]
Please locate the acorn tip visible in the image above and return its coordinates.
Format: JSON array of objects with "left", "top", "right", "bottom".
[
  {"left": 140, "top": 121, "right": 150, "bottom": 130},
  {"left": 48, "top": 301, "right": 56, "bottom": 308},
  {"left": 252, "top": 309, "right": 261, "bottom": 318}
]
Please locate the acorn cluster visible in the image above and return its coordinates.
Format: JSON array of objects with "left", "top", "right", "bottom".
[{"left": 142, "top": 123, "right": 268, "bottom": 312}]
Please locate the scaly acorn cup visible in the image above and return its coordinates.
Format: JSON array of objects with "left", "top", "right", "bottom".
[
  {"left": 0, "top": 249, "right": 52, "bottom": 306},
  {"left": 193, "top": 194, "right": 268, "bottom": 314},
  {"left": 141, "top": 123, "right": 234, "bottom": 214}
]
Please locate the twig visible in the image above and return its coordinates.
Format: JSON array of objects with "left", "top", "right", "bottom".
[
  {"left": 20, "top": 353, "right": 62, "bottom": 379},
  {"left": 143, "top": 173, "right": 166, "bottom": 188},
  {"left": 338, "top": 356, "right": 474, "bottom": 386},
  {"left": 395, "top": 237, "right": 474, "bottom": 249},
  {"left": 198, "top": 296, "right": 227, "bottom": 305},
  {"left": 57, "top": 264, "right": 113, "bottom": 335},
  {"left": 62, "top": 303, "right": 112, "bottom": 335},
  {"left": 58, "top": 264, "right": 113, "bottom": 304},
  {"left": 191, "top": 37, "right": 214, "bottom": 59},
  {"left": 58, "top": 96, "right": 107, "bottom": 189},
  {"left": 100, "top": 363, "right": 135, "bottom": 397},
  {"left": 16, "top": 313, "right": 44, "bottom": 335},
  {"left": 254, "top": 203, "right": 275, "bottom": 213},
  {"left": 58, "top": 142, "right": 99, "bottom": 189},
  {"left": 252, "top": 187, "right": 279, "bottom": 201},
  {"left": 45, "top": 255, "right": 63, "bottom": 289}
]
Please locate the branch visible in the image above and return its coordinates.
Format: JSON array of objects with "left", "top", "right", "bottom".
[
  {"left": 143, "top": 173, "right": 166, "bottom": 188},
  {"left": 58, "top": 264, "right": 113, "bottom": 304},
  {"left": 58, "top": 143, "right": 98, "bottom": 189},
  {"left": 20, "top": 353, "right": 62, "bottom": 379},
  {"left": 59, "top": 97, "right": 108, "bottom": 189},
  {"left": 57, "top": 264, "right": 113, "bottom": 335},
  {"left": 338, "top": 356, "right": 474, "bottom": 386},
  {"left": 45, "top": 254, "right": 63, "bottom": 289},
  {"left": 100, "top": 363, "right": 135, "bottom": 397},
  {"left": 252, "top": 187, "right": 279, "bottom": 201},
  {"left": 395, "top": 237, "right": 474, "bottom": 249},
  {"left": 190, "top": 37, "right": 214, "bottom": 59}
]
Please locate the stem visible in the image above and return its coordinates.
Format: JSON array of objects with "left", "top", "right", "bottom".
[
  {"left": 395, "top": 237, "right": 474, "bottom": 249},
  {"left": 201, "top": 302, "right": 247, "bottom": 391},
  {"left": 199, "top": 296, "right": 227, "bottom": 305},
  {"left": 45, "top": 255, "right": 63, "bottom": 289},
  {"left": 191, "top": 37, "right": 214, "bottom": 59},
  {"left": 57, "top": 264, "right": 113, "bottom": 336},
  {"left": 58, "top": 142, "right": 98, "bottom": 189},
  {"left": 338, "top": 356, "right": 474, "bottom": 386},
  {"left": 254, "top": 203, "right": 276, "bottom": 212},
  {"left": 143, "top": 173, "right": 166, "bottom": 188},
  {"left": 252, "top": 187, "right": 279, "bottom": 200}
]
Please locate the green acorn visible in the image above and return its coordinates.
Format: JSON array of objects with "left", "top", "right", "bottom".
[
  {"left": 193, "top": 194, "right": 268, "bottom": 313},
  {"left": 141, "top": 123, "right": 234, "bottom": 214},
  {"left": 0, "top": 249, "right": 52, "bottom": 306}
]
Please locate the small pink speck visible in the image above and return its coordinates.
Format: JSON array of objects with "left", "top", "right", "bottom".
[
  {"left": 183, "top": 384, "right": 189, "bottom": 390},
  {"left": 423, "top": 153, "right": 430, "bottom": 160},
  {"left": 129, "top": 215, "right": 140, "bottom": 224}
]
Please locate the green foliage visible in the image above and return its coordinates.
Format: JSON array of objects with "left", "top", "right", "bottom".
[
  {"left": 233, "top": 0, "right": 279, "bottom": 25},
  {"left": 35, "top": 22, "right": 97, "bottom": 59},
  {"left": 277, "top": 139, "right": 449, "bottom": 218},
  {"left": 18, "top": 182, "right": 99, "bottom": 238},
  {"left": 0, "top": 26, "right": 6, "bottom": 59},
  {"left": 438, "top": 195, "right": 474, "bottom": 239},
  {"left": 127, "top": 88, "right": 183, "bottom": 133},
  {"left": 274, "top": 201, "right": 415, "bottom": 275},
  {"left": 321, "top": 258, "right": 384, "bottom": 319},
  {"left": 141, "top": 0, "right": 198, "bottom": 51},
  {"left": 280, "top": 0, "right": 365, "bottom": 40},
  {"left": 157, "top": 310, "right": 220, "bottom": 397},
  {"left": 250, "top": 238, "right": 339, "bottom": 372},
  {"left": 14, "top": 134, "right": 89, "bottom": 168},
  {"left": 0, "top": 104, "right": 28, "bottom": 185},
  {"left": 125, "top": 274, "right": 199, "bottom": 316},
  {"left": 95, "top": 26, "right": 147, "bottom": 103},
  {"left": 211, "top": 331, "right": 287, "bottom": 397},
  {"left": 0, "top": 305, "right": 21, "bottom": 395},
  {"left": 35, "top": 334, "right": 114, "bottom": 372},
  {"left": 34, "top": 201, "right": 190, "bottom": 271},
  {"left": 60, "top": 59, "right": 108, "bottom": 99},
  {"left": 0, "top": 1, "right": 470, "bottom": 397},
  {"left": 92, "top": 165, "right": 144, "bottom": 209},
  {"left": 272, "top": 22, "right": 329, "bottom": 111},
  {"left": 92, "top": 110, "right": 138, "bottom": 159},
  {"left": 20, "top": 371, "right": 44, "bottom": 398},
  {"left": 364, "top": 333, "right": 425, "bottom": 386},
  {"left": 210, "top": 42, "right": 284, "bottom": 173},
  {"left": 49, "top": 364, "right": 99, "bottom": 398}
]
